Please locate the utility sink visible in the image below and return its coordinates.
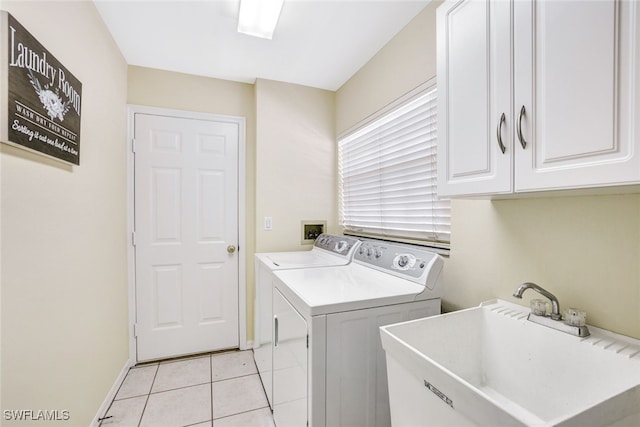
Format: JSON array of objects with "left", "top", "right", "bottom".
[{"left": 380, "top": 300, "right": 640, "bottom": 426}]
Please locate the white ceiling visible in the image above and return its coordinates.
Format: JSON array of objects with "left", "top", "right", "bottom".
[{"left": 93, "top": 0, "right": 431, "bottom": 91}]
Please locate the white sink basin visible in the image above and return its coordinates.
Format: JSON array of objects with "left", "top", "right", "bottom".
[{"left": 380, "top": 300, "right": 640, "bottom": 427}]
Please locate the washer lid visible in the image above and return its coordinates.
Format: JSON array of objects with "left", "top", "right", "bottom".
[
  {"left": 274, "top": 263, "right": 434, "bottom": 316},
  {"left": 256, "top": 249, "right": 349, "bottom": 270},
  {"left": 255, "top": 234, "right": 361, "bottom": 270}
]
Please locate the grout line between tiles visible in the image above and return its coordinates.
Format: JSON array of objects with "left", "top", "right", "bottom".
[
  {"left": 183, "top": 421, "right": 213, "bottom": 427},
  {"left": 212, "top": 405, "right": 271, "bottom": 422},
  {"left": 149, "top": 381, "right": 213, "bottom": 396},
  {"left": 250, "top": 351, "right": 270, "bottom": 408},
  {"left": 210, "top": 354, "right": 215, "bottom": 425},
  {"left": 137, "top": 364, "right": 159, "bottom": 427},
  {"left": 212, "top": 371, "right": 260, "bottom": 384},
  {"left": 110, "top": 394, "right": 149, "bottom": 403}
]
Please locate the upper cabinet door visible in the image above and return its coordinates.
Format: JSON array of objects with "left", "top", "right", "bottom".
[
  {"left": 514, "top": 0, "right": 640, "bottom": 191},
  {"left": 437, "top": 0, "right": 513, "bottom": 196}
]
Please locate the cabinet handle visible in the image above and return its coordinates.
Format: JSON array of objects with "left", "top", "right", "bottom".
[
  {"left": 496, "top": 113, "right": 506, "bottom": 154},
  {"left": 274, "top": 315, "right": 279, "bottom": 348},
  {"left": 517, "top": 105, "right": 527, "bottom": 149}
]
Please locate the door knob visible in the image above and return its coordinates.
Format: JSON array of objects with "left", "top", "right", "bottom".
[{"left": 227, "top": 245, "right": 236, "bottom": 254}]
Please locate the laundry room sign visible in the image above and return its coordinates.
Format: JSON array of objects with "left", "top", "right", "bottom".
[{"left": 1, "top": 12, "right": 82, "bottom": 165}]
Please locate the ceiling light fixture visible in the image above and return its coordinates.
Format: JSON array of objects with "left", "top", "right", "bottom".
[{"left": 237, "top": 0, "right": 285, "bottom": 40}]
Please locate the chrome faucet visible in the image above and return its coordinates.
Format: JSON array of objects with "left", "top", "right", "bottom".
[
  {"left": 512, "top": 282, "right": 590, "bottom": 337},
  {"left": 513, "top": 282, "right": 561, "bottom": 320}
]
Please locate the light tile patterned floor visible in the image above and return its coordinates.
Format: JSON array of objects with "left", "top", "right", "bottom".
[{"left": 100, "top": 350, "right": 274, "bottom": 427}]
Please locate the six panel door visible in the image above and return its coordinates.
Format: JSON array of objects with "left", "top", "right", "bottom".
[{"left": 134, "top": 113, "right": 239, "bottom": 362}]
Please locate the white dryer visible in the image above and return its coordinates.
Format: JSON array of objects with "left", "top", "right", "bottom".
[
  {"left": 254, "top": 234, "right": 361, "bottom": 408},
  {"left": 271, "top": 239, "right": 443, "bottom": 427}
]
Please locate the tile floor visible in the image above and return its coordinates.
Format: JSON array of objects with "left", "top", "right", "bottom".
[{"left": 100, "top": 350, "right": 274, "bottom": 427}]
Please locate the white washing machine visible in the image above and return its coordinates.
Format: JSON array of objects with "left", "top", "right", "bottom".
[
  {"left": 271, "top": 239, "right": 444, "bottom": 427},
  {"left": 254, "top": 234, "right": 361, "bottom": 408}
]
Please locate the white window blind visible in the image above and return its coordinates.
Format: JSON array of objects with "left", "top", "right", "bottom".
[{"left": 338, "top": 86, "right": 450, "bottom": 245}]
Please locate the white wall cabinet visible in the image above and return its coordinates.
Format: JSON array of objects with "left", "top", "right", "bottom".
[
  {"left": 437, "top": 0, "right": 513, "bottom": 196},
  {"left": 437, "top": 0, "right": 640, "bottom": 197}
]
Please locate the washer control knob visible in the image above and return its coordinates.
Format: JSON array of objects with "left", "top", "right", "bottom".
[
  {"left": 335, "top": 240, "right": 348, "bottom": 253},
  {"left": 367, "top": 248, "right": 373, "bottom": 257},
  {"left": 374, "top": 249, "right": 382, "bottom": 258},
  {"left": 393, "top": 253, "right": 416, "bottom": 270}
]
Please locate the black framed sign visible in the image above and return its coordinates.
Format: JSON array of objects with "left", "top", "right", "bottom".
[{"left": 1, "top": 12, "right": 82, "bottom": 165}]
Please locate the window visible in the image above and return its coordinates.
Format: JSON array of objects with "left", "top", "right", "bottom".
[{"left": 338, "top": 83, "right": 450, "bottom": 247}]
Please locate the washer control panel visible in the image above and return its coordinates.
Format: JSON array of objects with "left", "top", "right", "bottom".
[
  {"left": 354, "top": 240, "right": 439, "bottom": 283},
  {"left": 314, "top": 234, "right": 361, "bottom": 257}
]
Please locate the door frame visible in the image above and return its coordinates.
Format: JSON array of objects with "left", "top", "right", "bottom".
[{"left": 126, "top": 104, "right": 248, "bottom": 364}]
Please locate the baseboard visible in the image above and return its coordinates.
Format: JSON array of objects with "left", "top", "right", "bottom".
[{"left": 90, "top": 358, "right": 131, "bottom": 427}]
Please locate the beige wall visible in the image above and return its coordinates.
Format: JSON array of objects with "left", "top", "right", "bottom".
[
  {"left": 128, "top": 66, "right": 255, "bottom": 120},
  {"left": 336, "top": 1, "right": 441, "bottom": 134},
  {"left": 127, "top": 66, "right": 257, "bottom": 341},
  {"left": 336, "top": 1, "right": 640, "bottom": 339},
  {"left": 1, "top": 1, "right": 129, "bottom": 425},
  {"left": 446, "top": 196, "right": 640, "bottom": 338},
  {"left": 255, "top": 79, "right": 338, "bottom": 253}
]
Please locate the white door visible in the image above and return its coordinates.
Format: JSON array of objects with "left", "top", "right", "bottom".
[
  {"left": 437, "top": 0, "right": 513, "bottom": 197},
  {"left": 134, "top": 112, "right": 239, "bottom": 362}
]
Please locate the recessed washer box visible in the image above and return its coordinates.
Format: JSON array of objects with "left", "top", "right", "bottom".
[{"left": 301, "top": 221, "right": 326, "bottom": 244}]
